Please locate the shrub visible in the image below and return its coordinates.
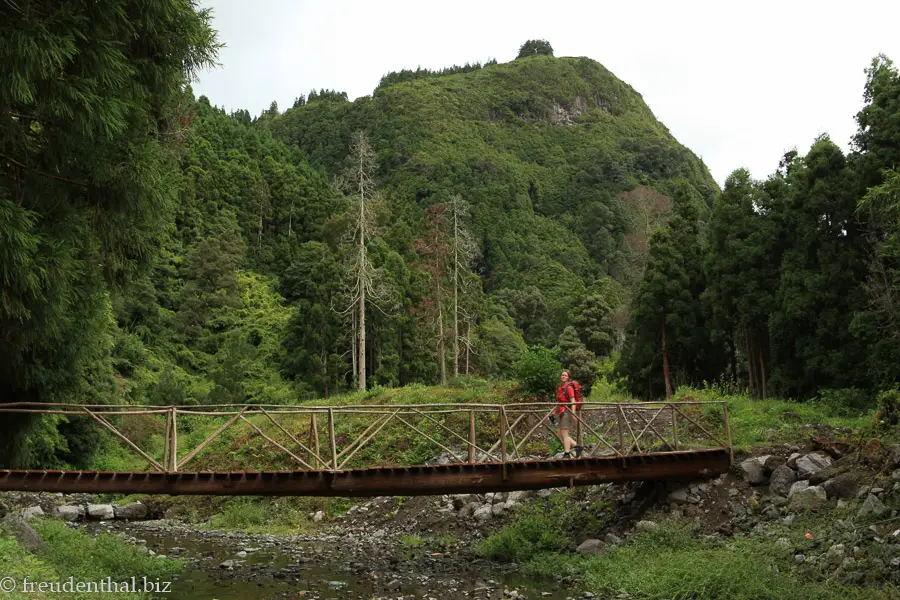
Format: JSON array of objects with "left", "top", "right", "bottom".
[{"left": 514, "top": 346, "right": 562, "bottom": 396}]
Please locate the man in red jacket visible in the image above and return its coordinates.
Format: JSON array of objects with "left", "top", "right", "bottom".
[{"left": 555, "top": 370, "right": 582, "bottom": 458}]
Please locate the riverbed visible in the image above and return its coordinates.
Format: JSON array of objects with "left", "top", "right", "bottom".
[{"left": 85, "top": 521, "right": 579, "bottom": 600}]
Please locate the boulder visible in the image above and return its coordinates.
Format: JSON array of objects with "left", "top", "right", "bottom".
[
  {"left": 668, "top": 488, "right": 690, "bottom": 504},
  {"left": 860, "top": 439, "right": 886, "bottom": 465},
  {"left": 769, "top": 465, "right": 797, "bottom": 497},
  {"left": 312, "top": 511, "right": 325, "bottom": 522},
  {"left": 575, "top": 539, "right": 605, "bottom": 555},
  {"left": 809, "top": 455, "right": 855, "bottom": 485},
  {"left": 764, "top": 455, "right": 786, "bottom": 474},
  {"left": 507, "top": 490, "right": 535, "bottom": 502},
  {"left": 0, "top": 514, "right": 46, "bottom": 553},
  {"left": 52, "top": 505, "right": 84, "bottom": 522},
  {"left": 889, "top": 446, "right": 900, "bottom": 469},
  {"left": 87, "top": 504, "right": 114, "bottom": 520},
  {"left": 823, "top": 473, "right": 860, "bottom": 500},
  {"left": 857, "top": 494, "right": 889, "bottom": 520},
  {"left": 739, "top": 457, "right": 769, "bottom": 485},
  {"left": 114, "top": 502, "right": 148, "bottom": 520},
  {"left": 603, "top": 533, "right": 623, "bottom": 546},
  {"left": 789, "top": 485, "right": 827, "bottom": 511},
  {"left": 795, "top": 453, "right": 832, "bottom": 479},
  {"left": 473, "top": 505, "right": 493, "bottom": 522},
  {"left": 788, "top": 480, "right": 810, "bottom": 499},
  {"left": 787, "top": 453, "right": 802, "bottom": 468},
  {"left": 20, "top": 506, "right": 44, "bottom": 521}
]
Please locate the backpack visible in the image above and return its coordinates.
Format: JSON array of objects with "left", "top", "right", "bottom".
[{"left": 566, "top": 381, "right": 584, "bottom": 411}]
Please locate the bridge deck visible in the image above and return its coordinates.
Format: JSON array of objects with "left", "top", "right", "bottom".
[{"left": 0, "top": 449, "right": 729, "bottom": 497}]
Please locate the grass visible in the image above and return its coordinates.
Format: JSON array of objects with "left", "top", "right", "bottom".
[{"left": 0, "top": 518, "right": 183, "bottom": 600}]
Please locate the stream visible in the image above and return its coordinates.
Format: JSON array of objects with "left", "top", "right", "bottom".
[{"left": 85, "top": 521, "right": 579, "bottom": 600}]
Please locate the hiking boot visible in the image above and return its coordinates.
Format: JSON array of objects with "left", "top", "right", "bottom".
[
  {"left": 574, "top": 446, "right": 583, "bottom": 458},
  {"left": 562, "top": 452, "right": 572, "bottom": 459}
]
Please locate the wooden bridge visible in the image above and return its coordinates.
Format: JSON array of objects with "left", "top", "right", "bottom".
[{"left": 0, "top": 400, "right": 734, "bottom": 496}]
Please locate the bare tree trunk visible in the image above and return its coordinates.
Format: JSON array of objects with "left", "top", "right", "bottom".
[
  {"left": 351, "top": 309, "right": 357, "bottom": 389},
  {"left": 322, "top": 350, "right": 329, "bottom": 399},
  {"left": 662, "top": 320, "right": 672, "bottom": 399},
  {"left": 758, "top": 336, "right": 767, "bottom": 399},
  {"left": 437, "top": 278, "right": 447, "bottom": 385},
  {"left": 358, "top": 226, "right": 366, "bottom": 392},
  {"left": 453, "top": 218, "right": 459, "bottom": 379},
  {"left": 745, "top": 329, "right": 755, "bottom": 396},
  {"left": 288, "top": 201, "right": 294, "bottom": 237}
]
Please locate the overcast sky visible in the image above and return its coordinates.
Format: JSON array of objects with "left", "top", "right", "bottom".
[{"left": 193, "top": 0, "right": 900, "bottom": 187}]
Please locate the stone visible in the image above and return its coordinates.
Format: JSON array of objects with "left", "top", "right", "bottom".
[
  {"left": 860, "top": 439, "right": 886, "bottom": 465},
  {"left": 87, "top": 504, "right": 114, "bottom": 520},
  {"left": 789, "top": 486, "right": 827, "bottom": 511},
  {"left": 491, "top": 503, "right": 506, "bottom": 517},
  {"left": 603, "top": 533, "right": 623, "bottom": 546},
  {"left": 775, "top": 537, "right": 792, "bottom": 551},
  {"left": 857, "top": 485, "right": 871, "bottom": 499},
  {"left": 782, "top": 514, "right": 796, "bottom": 526},
  {"left": 787, "top": 453, "right": 802, "bottom": 468},
  {"left": 764, "top": 455, "right": 786, "bottom": 474},
  {"left": 809, "top": 455, "right": 855, "bottom": 485},
  {"left": 769, "top": 465, "right": 797, "bottom": 497},
  {"left": 825, "top": 544, "right": 846, "bottom": 565},
  {"left": 635, "top": 520, "right": 658, "bottom": 532},
  {"left": 794, "top": 554, "right": 805, "bottom": 564},
  {"left": 507, "top": 490, "right": 535, "bottom": 502},
  {"left": 857, "top": 494, "right": 889, "bottom": 520},
  {"left": 795, "top": 453, "right": 832, "bottom": 479},
  {"left": 20, "top": 506, "right": 44, "bottom": 521},
  {"left": 823, "top": 473, "right": 859, "bottom": 500},
  {"left": 891, "top": 469, "right": 900, "bottom": 482},
  {"left": 114, "top": 502, "right": 148, "bottom": 520},
  {"left": 52, "top": 505, "right": 84, "bottom": 522},
  {"left": 312, "top": 511, "right": 325, "bottom": 522},
  {"left": 739, "top": 457, "right": 768, "bottom": 485},
  {"left": 1, "top": 514, "right": 46, "bottom": 553},
  {"left": 236, "top": 551, "right": 247, "bottom": 558},
  {"left": 788, "top": 480, "right": 810, "bottom": 499},
  {"left": 575, "top": 539, "right": 605, "bottom": 555},
  {"left": 219, "top": 560, "right": 236, "bottom": 569},
  {"left": 668, "top": 488, "right": 690, "bottom": 504},
  {"left": 473, "top": 505, "right": 493, "bottom": 522},
  {"left": 888, "top": 446, "right": 900, "bottom": 469},
  {"left": 386, "top": 580, "right": 402, "bottom": 591}
]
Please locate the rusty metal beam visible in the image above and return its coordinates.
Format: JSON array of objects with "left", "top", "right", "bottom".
[{"left": 0, "top": 449, "right": 729, "bottom": 497}]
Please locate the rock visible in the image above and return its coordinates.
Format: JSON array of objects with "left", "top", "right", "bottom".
[
  {"left": 769, "top": 465, "right": 797, "bottom": 497},
  {"left": 52, "top": 505, "right": 84, "bottom": 521},
  {"left": 825, "top": 544, "right": 846, "bottom": 565},
  {"left": 857, "top": 494, "right": 889, "bottom": 520},
  {"left": 491, "top": 503, "right": 506, "bottom": 517},
  {"left": 507, "top": 490, "right": 536, "bottom": 502},
  {"left": 312, "top": 511, "right": 325, "bottom": 522},
  {"left": 891, "top": 469, "right": 900, "bottom": 482},
  {"left": 795, "top": 453, "right": 832, "bottom": 479},
  {"left": 788, "top": 480, "right": 810, "bottom": 499},
  {"left": 473, "top": 505, "right": 493, "bottom": 522},
  {"left": 386, "top": 580, "right": 402, "bottom": 591},
  {"left": 86, "top": 504, "right": 115, "bottom": 520},
  {"left": 823, "top": 473, "right": 860, "bottom": 500},
  {"left": 795, "top": 554, "right": 805, "bottom": 564},
  {"left": 857, "top": 485, "right": 871, "bottom": 499},
  {"left": 235, "top": 551, "right": 247, "bottom": 558},
  {"left": 603, "top": 533, "right": 623, "bottom": 546},
  {"left": 20, "top": 506, "right": 44, "bottom": 521},
  {"left": 888, "top": 446, "right": 900, "bottom": 468},
  {"left": 493, "top": 492, "right": 509, "bottom": 503},
  {"left": 668, "top": 488, "right": 690, "bottom": 504},
  {"left": 860, "top": 438, "right": 886, "bottom": 465},
  {"left": 635, "top": 520, "right": 658, "bottom": 532},
  {"left": 782, "top": 514, "right": 796, "bottom": 526},
  {"left": 0, "top": 514, "right": 46, "bottom": 553},
  {"left": 219, "top": 560, "right": 236, "bottom": 569},
  {"left": 787, "top": 453, "right": 802, "bottom": 468},
  {"left": 789, "top": 485, "right": 827, "bottom": 511},
  {"left": 114, "top": 502, "right": 148, "bottom": 520},
  {"left": 575, "top": 539, "right": 605, "bottom": 555},
  {"left": 764, "top": 455, "right": 786, "bottom": 474},
  {"left": 739, "top": 457, "right": 769, "bottom": 485},
  {"left": 459, "top": 502, "right": 478, "bottom": 518},
  {"left": 775, "top": 537, "right": 792, "bottom": 551}
]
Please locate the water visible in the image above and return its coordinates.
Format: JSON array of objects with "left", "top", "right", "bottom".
[{"left": 107, "top": 525, "right": 575, "bottom": 600}]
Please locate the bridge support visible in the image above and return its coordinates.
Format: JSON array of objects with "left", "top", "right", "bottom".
[{"left": 0, "top": 449, "right": 730, "bottom": 497}]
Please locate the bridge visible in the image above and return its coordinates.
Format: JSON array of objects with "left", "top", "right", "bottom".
[{"left": 0, "top": 400, "right": 733, "bottom": 496}]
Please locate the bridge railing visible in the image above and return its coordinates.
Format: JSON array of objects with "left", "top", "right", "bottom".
[{"left": 0, "top": 401, "right": 732, "bottom": 473}]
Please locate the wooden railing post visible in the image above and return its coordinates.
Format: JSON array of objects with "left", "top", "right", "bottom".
[
  {"left": 722, "top": 402, "right": 734, "bottom": 465},
  {"left": 499, "top": 407, "right": 508, "bottom": 464},
  {"left": 311, "top": 412, "right": 320, "bottom": 469},
  {"left": 576, "top": 408, "right": 583, "bottom": 449},
  {"left": 616, "top": 407, "right": 624, "bottom": 454},
  {"left": 468, "top": 410, "right": 476, "bottom": 464},
  {"left": 168, "top": 407, "right": 178, "bottom": 472},
  {"left": 671, "top": 404, "right": 679, "bottom": 450},
  {"left": 328, "top": 408, "right": 337, "bottom": 471}
]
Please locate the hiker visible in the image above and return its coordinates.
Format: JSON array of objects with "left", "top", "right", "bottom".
[{"left": 555, "top": 370, "right": 583, "bottom": 458}]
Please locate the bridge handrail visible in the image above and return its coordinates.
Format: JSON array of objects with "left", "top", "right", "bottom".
[{"left": 0, "top": 400, "right": 732, "bottom": 473}]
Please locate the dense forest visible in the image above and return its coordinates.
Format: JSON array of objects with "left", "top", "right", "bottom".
[{"left": 2, "top": 1, "right": 899, "bottom": 468}]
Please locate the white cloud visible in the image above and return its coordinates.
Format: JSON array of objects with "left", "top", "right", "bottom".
[{"left": 194, "top": 0, "right": 900, "bottom": 186}]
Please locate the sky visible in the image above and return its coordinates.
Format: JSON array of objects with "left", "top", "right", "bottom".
[{"left": 193, "top": 0, "right": 900, "bottom": 187}]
